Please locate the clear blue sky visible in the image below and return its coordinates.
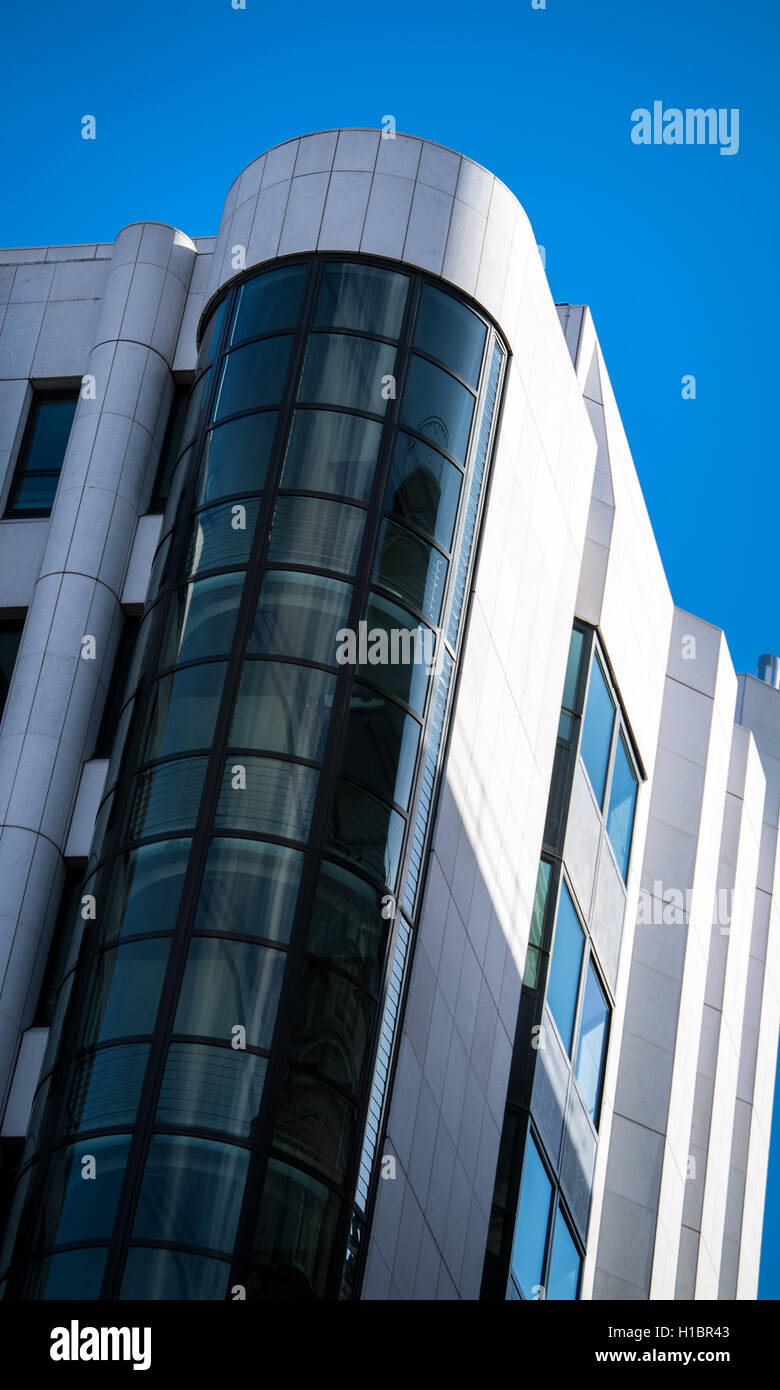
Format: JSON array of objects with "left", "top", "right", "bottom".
[{"left": 1, "top": 0, "right": 778, "bottom": 1297}]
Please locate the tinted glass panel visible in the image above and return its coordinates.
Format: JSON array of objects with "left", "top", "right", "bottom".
[
  {"left": 314, "top": 263, "right": 408, "bottom": 338},
  {"left": 185, "top": 498, "right": 260, "bottom": 575},
  {"left": 298, "top": 334, "right": 395, "bottom": 415},
  {"left": 606, "top": 732, "right": 638, "bottom": 879},
  {"left": 5, "top": 396, "right": 77, "bottom": 516},
  {"left": 547, "top": 1207, "right": 581, "bottom": 1300},
  {"left": 156, "top": 1043, "right": 267, "bottom": 1138},
  {"left": 373, "top": 518, "right": 448, "bottom": 623},
  {"left": 161, "top": 447, "right": 193, "bottom": 533},
  {"left": 580, "top": 656, "right": 614, "bottom": 806},
  {"left": 401, "top": 355, "right": 474, "bottom": 462},
  {"left": 231, "top": 661, "right": 335, "bottom": 761},
  {"left": 150, "top": 387, "right": 189, "bottom": 509},
  {"left": 414, "top": 285, "right": 486, "bottom": 388},
  {"left": 267, "top": 495, "right": 365, "bottom": 575},
  {"left": 196, "top": 414, "right": 277, "bottom": 506},
  {"left": 6, "top": 473, "right": 60, "bottom": 513},
  {"left": 523, "top": 858, "right": 552, "bottom": 989},
  {"left": 0, "top": 621, "right": 24, "bottom": 719},
  {"left": 99, "top": 840, "right": 192, "bottom": 944},
  {"left": 180, "top": 369, "right": 211, "bottom": 448},
  {"left": 229, "top": 265, "right": 307, "bottom": 345},
  {"left": 357, "top": 593, "right": 434, "bottom": 717},
  {"left": 251, "top": 1158, "right": 340, "bottom": 1300},
  {"left": 120, "top": 1247, "right": 230, "bottom": 1301},
  {"left": 78, "top": 939, "right": 170, "bottom": 1045},
  {"left": 574, "top": 960, "right": 609, "bottom": 1124},
  {"left": 161, "top": 573, "right": 244, "bottom": 667},
  {"left": 64, "top": 1044, "right": 148, "bottom": 1133},
  {"left": 174, "top": 938, "right": 285, "bottom": 1049},
  {"left": 273, "top": 1069, "right": 356, "bottom": 1186},
  {"left": 308, "top": 861, "right": 389, "bottom": 992},
  {"left": 510, "top": 1134, "right": 552, "bottom": 1298},
  {"left": 385, "top": 432, "right": 461, "bottom": 550},
  {"left": 196, "top": 300, "right": 226, "bottom": 371},
  {"left": 194, "top": 838, "right": 302, "bottom": 942},
  {"left": 547, "top": 886, "right": 584, "bottom": 1054},
  {"left": 281, "top": 409, "right": 382, "bottom": 501},
  {"left": 341, "top": 683, "right": 420, "bottom": 809},
  {"left": 327, "top": 779, "right": 405, "bottom": 889},
  {"left": 132, "top": 1136, "right": 249, "bottom": 1252},
  {"left": 213, "top": 337, "right": 292, "bottom": 420},
  {"left": 142, "top": 663, "right": 226, "bottom": 761},
  {"left": 127, "top": 757, "right": 208, "bottom": 839},
  {"left": 250, "top": 571, "right": 352, "bottom": 665},
  {"left": 24, "top": 1248, "right": 108, "bottom": 1300},
  {"left": 290, "top": 962, "right": 373, "bottom": 1093},
  {"left": 214, "top": 757, "right": 318, "bottom": 841},
  {"left": 35, "top": 1135, "right": 131, "bottom": 1249}
]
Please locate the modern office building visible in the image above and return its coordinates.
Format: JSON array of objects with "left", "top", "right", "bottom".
[{"left": 0, "top": 128, "right": 777, "bottom": 1302}]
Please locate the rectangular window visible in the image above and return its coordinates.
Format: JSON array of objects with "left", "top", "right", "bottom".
[
  {"left": 579, "top": 653, "right": 615, "bottom": 806},
  {"left": 510, "top": 1133, "right": 552, "bottom": 1299},
  {"left": 546, "top": 884, "right": 584, "bottom": 1054},
  {"left": 573, "top": 959, "right": 610, "bottom": 1124},
  {"left": 0, "top": 618, "right": 24, "bottom": 722},
  {"left": 3, "top": 392, "right": 78, "bottom": 518},
  {"left": 606, "top": 731, "right": 639, "bottom": 879}
]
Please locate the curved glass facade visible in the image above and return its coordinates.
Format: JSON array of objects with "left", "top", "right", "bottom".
[{"left": 2, "top": 256, "right": 505, "bottom": 1301}]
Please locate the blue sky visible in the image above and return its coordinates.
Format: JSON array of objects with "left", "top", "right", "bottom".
[{"left": 1, "top": 0, "right": 778, "bottom": 1295}]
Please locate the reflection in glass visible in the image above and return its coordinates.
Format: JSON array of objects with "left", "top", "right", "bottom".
[
  {"left": 273, "top": 1070, "right": 356, "bottom": 1186},
  {"left": 401, "top": 355, "right": 474, "bottom": 463},
  {"left": 120, "top": 1247, "right": 230, "bottom": 1300},
  {"left": 196, "top": 300, "right": 226, "bottom": 371},
  {"left": 373, "top": 518, "right": 448, "bottom": 623},
  {"left": 523, "top": 859, "right": 552, "bottom": 989},
  {"left": 212, "top": 336, "right": 292, "bottom": 421},
  {"left": 580, "top": 656, "right": 614, "bottom": 807},
  {"left": 229, "top": 265, "right": 307, "bottom": 346},
  {"left": 127, "top": 757, "right": 208, "bottom": 839},
  {"left": 174, "top": 937, "right": 285, "bottom": 1049},
  {"left": 358, "top": 593, "right": 433, "bottom": 716},
  {"left": 180, "top": 371, "right": 211, "bottom": 448},
  {"left": 268, "top": 495, "right": 365, "bottom": 576},
  {"left": 313, "top": 263, "right": 408, "bottom": 338},
  {"left": 547, "top": 1207, "right": 581, "bottom": 1300},
  {"left": 193, "top": 838, "right": 302, "bottom": 942},
  {"left": 196, "top": 414, "right": 278, "bottom": 506},
  {"left": 510, "top": 1133, "right": 552, "bottom": 1298},
  {"left": 34, "top": 1135, "right": 131, "bottom": 1250},
  {"left": 606, "top": 732, "right": 638, "bottom": 879},
  {"left": 413, "top": 284, "right": 486, "bottom": 388},
  {"left": 78, "top": 939, "right": 170, "bottom": 1045},
  {"left": 132, "top": 1136, "right": 249, "bottom": 1252},
  {"left": 558, "top": 626, "right": 585, "bottom": 740},
  {"left": 341, "top": 683, "right": 420, "bottom": 809},
  {"left": 156, "top": 1043, "right": 267, "bottom": 1139},
  {"left": 307, "top": 860, "right": 389, "bottom": 992},
  {"left": 281, "top": 409, "right": 382, "bottom": 501},
  {"left": 185, "top": 498, "right": 260, "bottom": 575},
  {"left": 142, "top": 663, "right": 226, "bottom": 761},
  {"left": 250, "top": 571, "right": 352, "bottom": 666},
  {"left": 231, "top": 661, "right": 335, "bottom": 761},
  {"left": 546, "top": 885, "right": 584, "bottom": 1055},
  {"left": 574, "top": 960, "right": 609, "bottom": 1124},
  {"left": 327, "top": 779, "right": 405, "bottom": 889},
  {"left": 298, "top": 335, "right": 396, "bottom": 415},
  {"left": 251, "top": 1158, "right": 340, "bottom": 1300},
  {"left": 385, "top": 432, "right": 461, "bottom": 549},
  {"left": 161, "top": 573, "right": 244, "bottom": 667},
  {"left": 214, "top": 757, "right": 318, "bottom": 841},
  {"left": 99, "top": 840, "right": 191, "bottom": 944},
  {"left": 290, "top": 963, "right": 373, "bottom": 1093},
  {"left": 64, "top": 1045, "right": 148, "bottom": 1133},
  {"left": 23, "top": 1248, "right": 108, "bottom": 1300}
]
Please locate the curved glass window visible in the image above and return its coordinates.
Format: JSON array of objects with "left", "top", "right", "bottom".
[
  {"left": 385, "top": 432, "right": 461, "bottom": 550},
  {"left": 0, "top": 1162, "right": 36, "bottom": 1276},
  {"left": 373, "top": 518, "right": 448, "bottom": 623},
  {"left": 401, "top": 355, "right": 475, "bottom": 463},
  {"left": 23, "top": 1078, "right": 51, "bottom": 1165},
  {"left": 173, "top": 937, "right": 285, "bottom": 1049},
  {"left": 307, "top": 861, "right": 389, "bottom": 993},
  {"left": 180, "top": 371, "right": 212, "bottom": 450},
  {"left": 298, "top": 334, "right": 396, "bottom": 415},
  {"left": 120, "top": 1247, "right": 230, "bottom": 1300},
  {"left": 23, "top": 1247, "right": 108, "bottom": 1300},
  {"left": 77, "top": 939, "right": 171, "bottom": 1046},
  {"left": 161, "top": 447, "right": 194, "bottom": 535},
  {"left": 290, "top": 963, "right": 373, "bottom": 1093},
  {"left": 510, "top": 1134, "right": 552, "bottom": 1298},
  {"left": 132, "top": 1136, "right": 249, "bottom": 1252},
  {"left": 104, "top": 698, "right": 135, "bottom": 792},
  {"left": 122, "top": 604, "right": 161, "bottom": 706},
  {"left": 341, "top": 683, "right": 420, "bottom": 810},
  {"left": 231, "top": 661, "right": 335, "bottom": 761},
  {"left": 64, "top": 1044, "right": 149, "bottom": 1133},
  {"left": 147, "top": 534, "right": 172, "bottom": 601},
  {"left": 546, "top": 886, "right": 584, "bottom": 1055},
  {"left": 229, "top": 265, "right": 307, "bottom": 346},
  {"left": 358, "top": 593, "right": 434, "bottom": 717},
  {"left": 98, "top": 840, "right": 192, "bottom": 944},
  {"left": 327, "top": 779, "right": 405, "bottom": 889},
  {"left": 193, "top": 838, "right": 302, "bottom": 943},
  {"left": 606, "top": 732, "right": 638, "bottom": 880},
  {"left": 161, "top": 573, "right": 244, "bottom": 668},
  {"left": 281, "top": 409, "right": 382, "bottom": 501},
  {"left": 414, "top": 284, "right": 486, "bottom": 388},
  {"left": 40, "top": 973, "right": 75, "bottom": 1075},
  {"left": 33, "top": 1135, "right": 131, "bottom": 1250},
  {"left": 251, "top": 1158, "right": 340, "bottom": 1300},
  {"left": 574, "top": 960, "right": 609, "bottom": 1124},
  {"left": 547, "top": 1208, "right": 581, "bottom": 1300},
  {"left": 273, "top": 1071, "right": 356, "bottom": 1186},
  {"left": 267, "top": 495, "right": 365, "bottom": 576},
  {"left": 213, "top": 337, "right": 292, "bottom": 421},
  {"left": 196, "top": 300, "right": 226, "bottom": 371},
  {"left": 313, "top": 263, "right": 408, "bottom": 338},
  {"left": 156, "top": 1043, "right": 267, "bottom": 1139},
  {"left": 580, "top": 656, "right": 614, "bottom": 807},
  {"left": 184, "top": 498, "right": 261, "bottom": 576},
  {"left": 214, "top": 757, "right": 318, "bottom": 841},
  {"left": 127, "top": 757, "right": 208, "bottom": 840},
  {"left": 142, "top": 663, "right": 226, "bottom": 762},
  {"left": 250, "top": 571, "right": 352, "bottom": 666},
  {"left": 195, "top": 414, "right": 278, "bottom": 507}
]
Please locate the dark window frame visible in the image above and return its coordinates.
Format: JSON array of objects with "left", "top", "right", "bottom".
[{"left": 3, "top": 390, "right": 78, "bottom": 520}]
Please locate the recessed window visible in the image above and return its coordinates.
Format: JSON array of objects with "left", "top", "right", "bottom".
[
  {"left": 4, "top": 392, "right": 77, "bottom": 518},
  {"left": 546, "top": 1206, "right": 581, "bottom": 1300},
  {"left": 0, "top": 618, "right": 24, "bottom": 723},
  {"left": 574, "top": 959, "right": 609, "bottom": 1124},
  {"left": 510, "top": 1133, "right": 552, "bottom": 1298},
  {"left": 580, "top": 655, "right": 615, "bottom": 806},
  {"left": 606, "top": 731, "right": 638, "bottom": 878},
  {"left": 546, "top": 884, "right": 584, "bottom": 1054}
]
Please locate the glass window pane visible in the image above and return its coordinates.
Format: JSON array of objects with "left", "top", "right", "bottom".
[
  {"left": 523, "top": 859, "right": 552, "bottom": 989},
  {"left": 385, "top": 432, "right": 462, "bottom": 550},
  {"left": 281, "top": 409, "right": 382, "bottom": 501},
  {"left": 99, "top": 840, "right": 192, "bottom": 944},
  {"left": 174, "top": 938, "right": 285, "bottom": 1049},
  {"left": 251, "top": 1157, "right": 340, "bottom": 1300},
  {"left": 413, "top": 285, "right": 486, "bottom": 389},
  {"left": 249, "top": 570, "right": 352, "bottom": 665},
  {"left": 185, "top": 498, "right": 261, "bottom": 575},
  {"left": 77, "top": 939, "right": 171, "bottom": 1045},
  {"left": 231, "top": 661, "right": 335, "bottom": 761},
  {"left": 307, "top": 860, "right": 389, "bottom": 992},
  {"left": 35, "top": 1135, "right": 131, "bottom": 1249},
  {"left": 272, "top": 1069, "right": 356, "bottom": 1186},
  {"left": 547, "top": 885, "right": 584, "bottom": 1054},
  {"left": 0, "top": 1162, "right": 36, "bottom": 1276},
  {"left": 580, "top": 656, "right": 615, "bottom": 806},
  {"left": 127, "top": 757, "right": 208, "bottom": 839},
  {"left": 314, "top": 263, "right": 408, "bottom": 338},
  {"left": 132, "top": 1136, "right": 249, "bottom": 1252},
  {"left": 0, "top": 621, "right": 24, "bottom": 719},
  {"left": 290, "top": 963, "right": 374, "bottom": 1094},
  {"left": 161, "top": 446, "right": 193, "bottom": 534},
  {"left": 341, "top": 682, "right": 420, "bottom": 809},
  {"left": 298, "top": 334, "right": 396, "bottom": 415},
  {"left": 180, "top": 368, "right": 211, "bottom": 449},
  {"left": 120, "top": 1247, "right": 230, "bottom": 1300},
  {"left": 401, "top": 355, "right": 475, "bottom": 463},
  {"left": 142, "top": 663, "right": 226, "bottom": 762},
  {"left": 374, "top": 518, "right": 448, "bottom": 623},
  {"left": 64, "top": 1044, "right": 149, "bottom": 1133},
  {"left": 212, "top": 336, "right": 292, "bottom": 420},
  {"left": 23, "top": 397, "right": 77, "bottom": 472},
  {"left": 24, "top": 1248, "right": 108, "bottom": 1300},
  {"left": 156, "top": 1043, "right": 267, "bottom": 1139},
  {"left": 214, "top": 756, "right": 318, "bottom": 841},
  {"left": 122, "top": 602, "right": 161, "bottom": 705},
  {"left": 357, "top": 593, "right": 434, "bottom": 717},
  {"left": 267, "top": 495, "right": 365, "bottom": 575},
  {"left": 574, "top": 960, "right": 609, "bottom": 1124},
  {"left": 40, "top": 973, "right": 74, "bottom": 1075},
  {"left": 547, "top": 1207, "right": 581, "bottom": 1300},
  {"left": 161, "top": 572, "right": 244, "bottom": 667},
  {"left": 7, "top": 472, "right": 60, "bottom": 514},
  {"left": 327, "top": 779, "right": 406, "bottom": 890},
  {"left": 194, "top": 838, "right": 302, "bottom": 942},
  {"left": 510, "top": 1134, "right": 552, "bottom": 1298},
  {"left": 196, "top": 414, "right": 277, "bottom": 506},
  {"left": 229, "top": 265, "right": 307, "bottom": 346},
  {"left": 196, "top": 300, "right": 226, "bottom": 371},
  {"left": 606, "top": 733, "right": 638, "bottom": 879}
]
